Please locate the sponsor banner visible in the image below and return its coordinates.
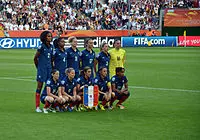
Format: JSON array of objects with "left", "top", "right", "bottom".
[
  {"left": 164, "top": 9, "right": 200, "bottom": 27},
  {"left": 5, "top": 30, "right": 161, "bottom": 38},
  {"left": 122, "top": 36, "right": 178, "bottom": 47},
  {"left": 0, "top": 37, "right": 120, "bottom": 49},
  {"left": 0, "top": 38, "right": 41, "bottom": 49},
  {"left": 179, "top": 36, "right": 200, "bottom": 47}
]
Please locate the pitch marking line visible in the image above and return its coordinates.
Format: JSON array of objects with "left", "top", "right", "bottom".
[{"left": 0, "top": 77, "right": 200, "bottom": 93}]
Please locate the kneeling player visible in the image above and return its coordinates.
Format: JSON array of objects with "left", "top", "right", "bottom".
[
  {"left": 110, "top": 67, "right": 130, "bottom": 109},
  {"left": 77, "top": 67, "right": 93, "bottom": 109},
  {"left": 94, "top": 67, "right": 114, "bottom": 110},
  {"left": 61, "top": 68, "right": 81, "bottom": 111},
  {"left": 40, "top": 70, "right": 66, "bottom": 113}
]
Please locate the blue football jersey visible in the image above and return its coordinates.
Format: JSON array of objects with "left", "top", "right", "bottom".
[
  {"left": 37, "top": 43, "right": 53, "bottom": 69},
  {"left": 111, "top": 75, "right": 128, "bottom": 90},
  {"left": 53, "top": 48, "right": 67, "bottom": 75},
  {"left": 42, "top": 78, "right": 60, "bottom": 96},
  {"left": 81, "top": 49, "right": 95, "bottom": 70},
  {"left": 66, "top": 47, "right": 80, "bottom": 73},
  {"left": 94, "top": 76, "right": 110, "bottom": 92},
  {"left": 77, "top": 76, "right": 93, "bottom": 87},
  {"left": 61, "top": 76, "right": 77, "bottom": 96},
  {"left": 96, "top": 51, "right": 110, "bottom": 71}
]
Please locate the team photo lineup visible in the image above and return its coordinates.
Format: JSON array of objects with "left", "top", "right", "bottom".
[
  {"left": 34, "top": 31, "right": 129, "bottom": 113},
  {"left": 0, "top": 0, "right": 200, "bottom": 139}
]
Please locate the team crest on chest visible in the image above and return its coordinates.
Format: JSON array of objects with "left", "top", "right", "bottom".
[{"left": 117, "top": 56, "right": 121, "bottom": 61}]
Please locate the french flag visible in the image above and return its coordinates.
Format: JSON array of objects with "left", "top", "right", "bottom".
[{"left": 83, "top": 85, "right": 99, "bottom": 108}]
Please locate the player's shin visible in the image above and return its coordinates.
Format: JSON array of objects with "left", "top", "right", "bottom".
[
  {"left": 117, "top": 94, "right": 130, "bottom": 105},
  {"left": 35, "top": 89, "right": 41, "bottom": 108},
  {"left": 110, "top": 96, "right": 118, "bottom": 106},
  {"left": 44, "top": 101, "right": 51, "bottom": 108}
]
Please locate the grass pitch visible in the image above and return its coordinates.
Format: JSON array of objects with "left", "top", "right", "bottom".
[{"left": 0, "top": 47, "right": 199, "bottom": 140}]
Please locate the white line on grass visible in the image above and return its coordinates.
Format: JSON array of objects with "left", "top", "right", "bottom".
[
  {"left": 0, "top": 77, "right": 200, "bottom": 93},
  {"left": 0, "top": 77, "right": 35, "bottom": 82},
  {"left": 129, "top": 86, "right": 200, "bottom": 93}
]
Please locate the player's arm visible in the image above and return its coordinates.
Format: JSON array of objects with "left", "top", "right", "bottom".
[
  {"left": 111, "top": 83, "right": 122, "bottom": 94},
  {"left": 73, "top": 87, "right": 77, "bottom": 96},
  {"left": 34, "top": 51, "right": 40, "bottom": 68},
  {"left": 98, "top": 90, "right": 107, "bottom": 95},
  {"left": 51, "top": 53, "right": 55, "bottom": 69},
  {"left": 107, "top": 82, "right": 112, "bottom": 94},
  {"left": 121, "top": 82, "right": 128, "bottom": 93},
  {"left": 94, "top": 84, "right": 106, "bottom": 95},
  {"left": 47, "top": 87, "right": 59, "bottom": 99},
  {"left": 77, "top": 84, "right": 84, "bottom": 92},
  {"left": 58, "top": 87, "right": 62, "bottom": 97},
  {"left": 61, "top": 86, "right": 71, "bottom": 98},
  {"left": 122, "top": 51, "right": 126, "bottom": 65},
  {"left": 94, "top": 59, "right": 98, "bottom": 73},
  {"left": 79, "top": 51, "right": 83, "bottom": 69}
]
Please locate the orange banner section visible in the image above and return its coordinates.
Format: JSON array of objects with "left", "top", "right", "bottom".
[
  {"left": 6, "top": 30, "right": 160, "bottom": 38},
  {"left": 164, "top": 9, "right": 200, "bottom": 27}
]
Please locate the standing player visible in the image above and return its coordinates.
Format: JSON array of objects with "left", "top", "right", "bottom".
[
  {"left": 40, "top": 70, "right": 66, "bottom": 113},
  {"left": 109, "top": 39, "right": 126, "bottom": 78},
  {"left": 110, "top": 67, "right": 130, "bottom": 109},
  {"left": 61, "top": 68, "right": 81, "bottom": 111},
  {"left": 94, "top": 43, "right": 110, "bottom": 76},
  {"left": 94, "top": 67, "right": 114, "bottom": 110},
  {"left": 66, "top": 36, "right": 81, "bottom": 79},
  {"left": 34, "top": 31, "right": 54, "bottom": 112},
  {"left": 53, "top": 37, "right": 67, "bottom": 80},
  {"left": 80, "top": 38, "right": 95, "bottom": 78}
]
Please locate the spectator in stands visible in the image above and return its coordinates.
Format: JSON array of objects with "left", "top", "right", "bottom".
[{"left": 0, "top": 0, "right": 195, "bottom": 31}]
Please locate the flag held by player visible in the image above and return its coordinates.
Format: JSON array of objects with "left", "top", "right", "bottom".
[{"left": 83, "top": 85, "right": 99, "bottom": 108}]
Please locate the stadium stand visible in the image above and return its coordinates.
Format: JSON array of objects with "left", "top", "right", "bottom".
[{"left": 0, "top": 0, "right": 197, "bottom": 31}]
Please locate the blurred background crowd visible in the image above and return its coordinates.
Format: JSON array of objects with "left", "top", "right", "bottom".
[{"left": 0, "top": 0, "right": 198, "bottom": 32}]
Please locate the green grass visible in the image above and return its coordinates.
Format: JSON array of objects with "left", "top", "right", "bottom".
[{"left": 0, "top": 47, "right": 200, "bottom": 140}]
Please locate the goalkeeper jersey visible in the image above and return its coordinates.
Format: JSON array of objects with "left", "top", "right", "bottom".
[{"left": 108, "top": 48, "right": 126, "bottom": 78}]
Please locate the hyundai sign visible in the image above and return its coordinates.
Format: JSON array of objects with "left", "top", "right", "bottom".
[
  {"left": 122, "top": 36, "right": 178, "bottom": 47},
  {"left": 0, "top": 38, "right": 41, "bottom": 49}
]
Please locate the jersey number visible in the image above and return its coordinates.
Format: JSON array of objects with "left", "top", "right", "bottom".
[
  {"left": 63, "top": 57, "right": 66, "bottom": 62},
  {"left": 75, "top": 56, "right": 78, "bottom": 61},
  {"left": 89, "top": 59, "right": 93, "bottom": 64}
]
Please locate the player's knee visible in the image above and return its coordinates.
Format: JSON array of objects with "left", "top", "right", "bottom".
[
  {"left": 58, "top": 97, "right": 66, "bottom": 104},
  {"left": 63, "top": 96, "right": 69, "bottom": 102},
  {"left": 77, "top": 95, "right": 81, "bottom": 101},
  {"left": 61, "top": 98, "right": 66, "bottom": 104},
  {"left": 45, "top": 96, "right": 54, "bottom": 103},
  {"left": 111, "top": 92, "right": 115, "bottom": 97}
]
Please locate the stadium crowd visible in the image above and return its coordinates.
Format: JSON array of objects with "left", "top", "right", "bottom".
[{"left": 0, "top": 0, "right": 197, "bottom": 31}]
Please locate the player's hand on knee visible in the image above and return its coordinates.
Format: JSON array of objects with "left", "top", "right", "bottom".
[
  {"left": 45, "top": 96, "right": 54, "bottom": 103},
  {"left": 124, "top": 91, "right": 129, "bottom": 95},
  {"left": 77, "top": 95, "right": 81, "bottom": 101}
]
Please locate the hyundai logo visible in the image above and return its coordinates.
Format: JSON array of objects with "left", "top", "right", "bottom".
[{"left": 0, "top": 38, "right": 15, "bottom": 48}]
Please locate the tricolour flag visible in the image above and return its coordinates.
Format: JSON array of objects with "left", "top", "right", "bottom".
[{"left": 83, "top": 85, "right": 99, "bottom": 108}]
